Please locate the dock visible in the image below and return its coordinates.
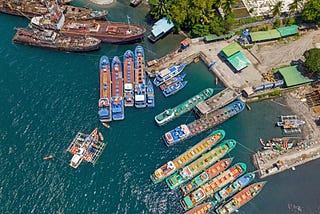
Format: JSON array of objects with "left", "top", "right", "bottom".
[
  {"left": 66, "top": 128, "right": 106, "bottom": 168},
  {"left": 194, "top": 88, "right": 240, "bottom": 117},
  {"left": 252, "top": 139, "right": 320, "bottom": 178}
]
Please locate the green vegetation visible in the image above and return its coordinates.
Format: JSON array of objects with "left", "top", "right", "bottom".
[
  {"left": 257, "top": 90, "right": 282, "bottom": 98},
  {"left": 149, "top": 0, "right": 236, "bottom": 37},
  {"left": 302, "top": 0, "right": 320, "bottom": 23},
  {"left": 303, "top": 48, "right": 320, "bottom": 75}
]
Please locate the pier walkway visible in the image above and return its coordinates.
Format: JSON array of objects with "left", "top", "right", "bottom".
[{"left": 195, "top": 88, "right": 240, "bottom": 117}]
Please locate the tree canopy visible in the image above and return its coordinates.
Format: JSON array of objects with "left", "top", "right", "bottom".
[
  {"left": 303, "top": 48, "right": 320, "bottom": 75},
  {"left": 302, "top": 0, "right": 320, "bottom": 23},
  {"left": 149, "top": 0, "right": 234, "bottom": 37}
]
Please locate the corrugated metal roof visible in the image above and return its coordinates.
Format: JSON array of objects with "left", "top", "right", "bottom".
[
  {"left": 221, "top": 42, "right": 242, "bottom": 58},
  {"left": 151, "top": 17, "right": 174, "bottom": 37},
  {"left": 278, "top": 66, "right": 313, "bottom": 87},
  {"left": 250, "top": 29, "right": 281, "bottom": 42},
  {"left": 227, "top": 51, "right": 251, "bottom": 71},
  {"left": 277, "top": 25, "right": 299, "bottom": 37}
]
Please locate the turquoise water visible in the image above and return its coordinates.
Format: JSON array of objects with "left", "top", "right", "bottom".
[{"left": 1, "top": 1, "right": 320, "bottom": 213}]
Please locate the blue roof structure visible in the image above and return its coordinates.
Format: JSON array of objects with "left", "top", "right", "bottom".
[{"left": 151, "top": 17, "right": 174, "bottom": 38}]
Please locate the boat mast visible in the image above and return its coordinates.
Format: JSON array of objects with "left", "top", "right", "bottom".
[{"left": 127, "top": 15, "right": 131, "bottom": 32}]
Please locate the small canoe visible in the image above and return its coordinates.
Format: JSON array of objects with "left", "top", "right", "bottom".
[
  {"left": 102, "top": 123, "right": 110, "bottom": 128},
  {"left": 43, "top": 155, "right": 55, "bottom": 160},
  {"left": 99, "top": 132, "right": 104, "bottom": 141}
]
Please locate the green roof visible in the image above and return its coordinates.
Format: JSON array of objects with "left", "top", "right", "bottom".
[
  {"left": 250, "top": 29, "right": 281, "bottom": 42},
  {"left": 277, "top": 25, "right": 299, "bottom": 37},
  {"left": 278, "top": 66, "right": 313, "bottom": 87},
  {"left": 205, "top": 32, "right": 235, "bottom": 42},
  {"left": 227, "top": 51, "right": 251, "bottom": 71},
  {"left": 221, "top": 42, "right": 242, "bottom": 58}
]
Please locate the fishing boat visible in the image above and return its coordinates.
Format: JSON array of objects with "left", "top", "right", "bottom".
[
  {"left": 215, "top": 182, "right": 266, "bottom": 214},
  {"left": 134, "top": 46, "right": 147, "bottom": 108},
  {"left": 111, "top": 56, "right": 124, "bottom": 120},
  {"left": 159, "top": 73, "right": 186, "bottom": 90},
  {"left": 150, "top": 130, "right": 225, "bottom": 184},
  {"left": 166, "top": 140, "right": 236, "bottom": 190},
  {"left": 155, "top": 88, "right": 214, "bottom": 126},
  {"left": 214, "top": 172, "right": 255, "bottom": 204},
  {"left": 98, "top": 132, "right": 104, "bottom": 141},
  {"left": 259, "top": 137, "right": 300, "bottom": 152},
  {"left": 163, "top": 101, "right": 245, "bottom": 146},
  {"left": 123, "top": 50, "right": 135, "bottom": 107},
  {"left": 181, "top": 157, "right": 234, "bottom": 195},
  {"left": 153, "top": 63, "right": 187, "bottom": 87},
  {"left": 163, "top": 124, "right": 191, "bottom": 147},
  {"left": 66, "top": 128, "right": 107, "bottom": 169},
  {"left": 185, "top": 201, "right": 216, "bottom": 214},
  {"left": 162, "top": 81, "right": 188, "bottom": 97},
  {"left": 98, "top": 56, "right": 112, "bottom": 122},
  {"left": 181, "top": 163, "right": 247, "bottom": 210},
  {"left": 147, "top": 79, "right": 155, "bottom": 108}
]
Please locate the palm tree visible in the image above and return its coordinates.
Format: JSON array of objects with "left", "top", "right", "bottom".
[
  {"left": 221, "top": 0, "right": 235, "bottom": 16},
  {"left": 289, "top": 0, "right": 303, "bottom": 14},
  {"left": 271, "top": 1, "right": 283, "bottom": 17},
  {"left": 151, "top": 0, "right": 170, "bottom": 19}
]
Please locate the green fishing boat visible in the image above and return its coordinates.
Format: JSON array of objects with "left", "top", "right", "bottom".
[
  {"left": 150, "top": 130, "right": 225, "bottom": 184},
  {"left": 155, "top": 88, "right": 213, "bottom": 126},
  {"left": 165, "top": 139, "right": 236, "bottom": 190}
]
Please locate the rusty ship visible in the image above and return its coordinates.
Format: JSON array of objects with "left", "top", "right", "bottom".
[
  {"left": 13, "top": 27, "right": 101, "bottom": 52},
  {"left": 30, "top": 7, "right": 146, "bottom": 44},
  {"left": 0, "top": 0, "right": 107, "bottom": 21}
]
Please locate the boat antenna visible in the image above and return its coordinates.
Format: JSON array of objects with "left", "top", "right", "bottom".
[{"left": 127, "top": 15, "right": 131, "bottom": 29}]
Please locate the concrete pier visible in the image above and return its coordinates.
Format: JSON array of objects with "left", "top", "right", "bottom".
[{"left": 252, "top": 140, "right": 320, "bottom": 178}]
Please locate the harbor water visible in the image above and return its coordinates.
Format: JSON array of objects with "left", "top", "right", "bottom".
[{"left": 1, "top": 1, "right": 320, "bottom": 213}]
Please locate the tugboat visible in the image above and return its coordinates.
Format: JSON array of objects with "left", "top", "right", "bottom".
[
  {"left": 111, "top": 56, "right": 124, "bottom": 120},
  {"left": 123, "top": 50, "right": 135, "bottom": 107},
  {"left": 153, "top": 63, "right": 187, "bottom": 87},
  {"left": 147, "top": 79, "right": 155, "bottom": 108},
  {"left": 166, "top": 140, "right": 236, "bottom": 190},
  {"left": 134, "top": 46, "right": 146, "bottom": 108},
  {"left": 98, "top": 56, "right": 112, "bottom": 122},
  {"left": 162, "top": 81, "right": 188, "bottom": 97},
  {"left": 151, "top": 130, "right": 225, "bottom": 184},
  {"left": 215, "top": 182, "right": 266, "bottom": 214}
]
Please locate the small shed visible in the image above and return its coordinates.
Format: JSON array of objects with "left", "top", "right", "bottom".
[
  {"left": 180, "top": 38, "right": 192, "bottom": 49},
  {"left": 226, "top": 51, "right": 251, "bottom": 71},
  {"left": 250, "top": 29, "right": 281, "bottom": 42},
  {"left": 277, "top": 25, "right": 299, "bottom": 37},
  {"left": 220, "top": 42, "right": 242, "bottom": 58},
  {"left": 148, "top": 17, "right": 174, "bottom": 42},
  {"left": 278, "top": 66, "right": 313, "bottom": 87}
]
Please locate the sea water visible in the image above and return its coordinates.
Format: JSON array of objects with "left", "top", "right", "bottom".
[{"left": 0, "top": 1, "right": 320, "bottom": 213}]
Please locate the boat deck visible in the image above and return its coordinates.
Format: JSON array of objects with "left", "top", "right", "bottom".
[
  {"left": 112, "top": 62, "right": 123, "bottom": 98},
  {"left": 100, "top": 66, "right": 111, "bottom": 99}
]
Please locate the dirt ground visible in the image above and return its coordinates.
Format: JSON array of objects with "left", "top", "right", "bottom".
[{"left": 251, "top": 29, "right": 320, "bottom": 72}]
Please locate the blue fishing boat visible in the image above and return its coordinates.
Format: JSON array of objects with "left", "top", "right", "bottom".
[
  {"left": 123, "top": 50, "right": 135, "bottom": 107},
  {"left": 163, "top": 124, "right": 191, "bottom": 147},
  {"left": 163, "top": 81, "right": 188, "bottom": 97},
  {"left": 153, "top": 63, "right": 187, "bottom": 87},
  {"left": 159, "top": 73, "right": 186, "bottom": 91},
  {"left": 134, "top": 46, "right": 146, "bottom": 108},
  {"left": 98, "top": 56, "right": 112, "bottom": 122},
  {"left": 147, "top": 79, "right": 155, "bottom": 108},
  {"left": 111, "top": 56, "right": 124, "bottom": 120}
]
